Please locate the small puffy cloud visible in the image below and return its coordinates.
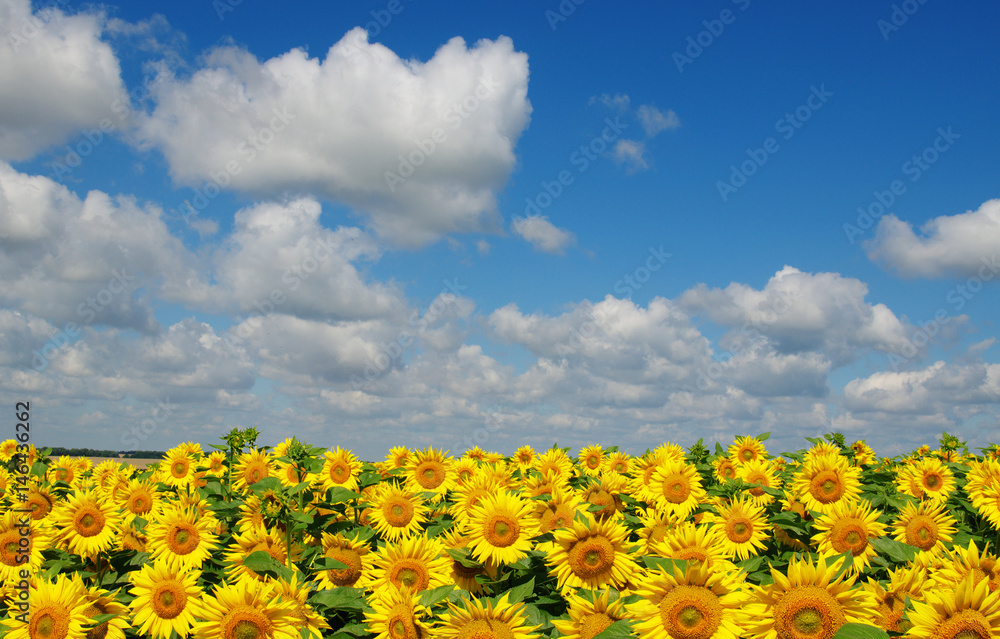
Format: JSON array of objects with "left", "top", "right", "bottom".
[
  {"left": 511, "top": 216, "right": 575, "bottom": 254},
  {"left": 865, "top": 199, "right": 1000, "bottom": 278},
  {"left": 613, "top": 139, "right": 648, "bottom": 172},
  {"left": 0, "top": 0, "right": 127, "bottom": 160},
  {"left": 135, "top": 29, "right": 532, "bottom": 247},
  {"left": 636, "top": 104, "right": 680, "bottom": 137}
]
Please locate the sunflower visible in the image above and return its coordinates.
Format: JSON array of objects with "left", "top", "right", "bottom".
[
  {"left": 0, "top": 508, "right": 51, "bottom": 582},
  {"left": 650, "top": 522, "right": 728, "bottom": 571},
  {"left": 804, "top": 441, "right": 844, "bottom": 465},
  {"left": 907, "top": 572, "right": 1000, "bottom": 639},
  {"left": 580, "top": 474, "right": 628, "bottom": 522},
  {"left": 224, "top": 526, "right": 300, "bottom": 582},
  {"left": 910, "top": 456, "right": 957, "bottom": 504},
  {"left": 812, "top": 498, "right": 887, "bottom": 574},
  {"left": 744, "top": 552, "right": 880, "bottom": 639},
  {"left": 931, "top": 540, "right": 1000, "bottom": 594},
  {"left": 737, "top": 458, "right": 783, "bottom": 506},
  {"left": 233, "top": 449, "right": 274, "bottom": 493},
  {"left": 704, "top": 495, "right": 769, "bottom": 561},
  {"left": 115, "top": 478, "right": 160, "bottom": 526},
  {"left": 533, "top": 485, "right": 584, "bottom": 534},
  {"left": 629, "top": 561, "right": 750, "bottom": 639},
  {"left": 451, "top": 457, "right": 480, "bottom": 488},
  {"left": 1, "top": 574, "right": 91, "bottom": 639},
  {"left": 146, "top": 504, "right": 219, "bottom": 571},
  {"left": 367, "top": 484, "right": 429, "bottom": 542},
  {"left": 791, "top": 454, "right": 862, "bottom": 516},
  {"left": 51, "top": 489, "right": 121, "bottom": 560},
  {"left": 313, "top": 532, "right": 369, "bottom": 589},
  {"left": 850, "top": 441, "right": 876, "bottom": 466},
  {"left": 406, "top": 447, "right": 455, "bottom": 496},
  {"left": 365, "top": 586, "right": 432, "bottom": 639},
  {"left": 439, "top": 526, "right": 496, "bottom": 594},
  {"left": 162, "top": 447, "right": 196, "bottom": 489},
  {"left": 892, "top": 499, "right": 957, "bottom": 554},
  {"left": 637, "top": 508, "right": 683, "bottom": 555},
  {"left": 80, "top": 581, "right": 131, "bottom": 639},
  {"left": 24, "top": 485, "right": 57, "bottom": 521},
  {"left": 0, "top": 438, "right": 17, "bottom": 461},
  {"left": 193, "top": 579, "right": 299, "bottom": 639},
  {"left": 862, "top": 563, "right": 927, "bottom": 633},
  {"left": 532, "top": 448, "right": 575, "bottom": 486},
  {"left": 386, "top": 445, "right": 412, "bottom": 470},
  {"left": 316, "top": 447, "right": 360, "bottom": 494},
  {"left": 449, "top": 474, "right": 496, "bottom": 519},
  {"left": 603, "top": 452, "right": 632, "bottom": 475},
  {"left": 118, "top": 524, "right": 149, "bottom": 553},
  {"left": 362, "top": 535, "right": 452, "bottom": 594},
  {"left": 649, "top": 458, "right": 707, "bottom": 520},
  {"left": 204, "top": 451, "right": 228, "bottom": 477},
  {"left": 552, "top": 590, "right": 630, "bottom": 639},
  {"left": 49, "top": 456, "right": 78, "bottom": 485},
  {"left": 729, "top": 435, "right": 767, "bottom": 465},
  {"left": 463, "top": 490, "right": 540, "bottom": 566},
  {"left": 713, "top": 456, "right": 739, "bottom": 483},
  {"left": 436, "top": 592, "right": 540, "bottom": 639},
  {"left": 578, "top": 445, "right": 605, "bottom": 476},
  {"left": 129, "top": 561, "right": 204, "bottom": 639},
  {"left": 269, "top": 573, "right": 330, "bottom": 639},
  {"left": 91, "top": 460, "right": 126, "bottom": 494},
  {"left": 513, "top": 445, "right": 537, "bottom": 469},
  {"left": 546, "top": 515, "right": 640, "bottom": 594}
]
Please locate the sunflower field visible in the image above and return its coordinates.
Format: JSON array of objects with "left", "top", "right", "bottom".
[{"left": 2, "top": 429, "right": 1000, "bottom": 639}]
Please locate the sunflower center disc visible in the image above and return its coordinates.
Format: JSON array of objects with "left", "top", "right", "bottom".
[
  {"left": 172, "top": 462, "right": 187, "bottom": 477},
  {"left": 925, "top": 474, "right": 941, "bottom": 489},
  {"left": 579, "top": 612, "right": 613, "bottom": 639},
  {"left": 489, "top": 517, "right": 519, "bottom": 547},
  {"left": 569, "top": 536, "right": 615, "bottom": 579},
  {"left": 327, "top": 549, "right": 362, "bottom": 586},
  {"left": 76, "top": 509, "right": 105, "bottom": 537},
  {"left": 741, "top": 449, "right": 754, "bottom": 461},
  {"left": 728, "top": 519, "right": 753, "bottom": 543},
  {"left": 936, "top": 609, "right": 991, "bottom": 639},
  {"left": 774, "top": 585, "right": 845, "bottom": 639},
  {"left": 809, "top": 470, "right": 845, "bottom": 504},
  {"left": 456, "top": 619, "right": 516, "bottom": 639},
  {"left": 153, "top": 583, "right": 187, "bottom": 620},
  {"left": 663, "top": 475, "right": 691, "bottom": 504},
  {"left": 905, "top": 515, "right": 938, "bottom": 550},
  {"left": 233, "top": 620, "right": 263, "bottom": 639},
  {"left": 660, "top": 585, "right": 722, "bottom": 639},
  {"left": 170, "top": 524, "right": 200, "bottom": 555},
  {"left": 32, "top": 611, "right": 67, "bottom": 639}
]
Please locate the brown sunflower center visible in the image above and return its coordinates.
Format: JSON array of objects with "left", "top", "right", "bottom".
[
  {"left": 171, "top": 461, "right": 188, "bottom": 478},
  {"left": 674, "top": 547, "right": 709, "bottom": 569},
  {"left": 773, "top": 585, "right": 845, "bottom": 639},
  {"left": 83, "top": 602, "right": 109, "bottom": 639},
  {"left": 75, "top": 507, "right": 106, "bottom": 537},
  {"left": 719, "top": 462, "right": 737, "bottom": 481},
  {"left": 222, "top": 607, "right": 272, "bottom": 639},
  {"left": 568, "top": 535, "right": 616, "bottom": 580},
  {"left": 30, "top": 604, "right": 71, "bottom": 639},
  {"left": 659, "top": 585, "right": 723, "bottom": 639},
  {"left": 27, "top": 493, "right": 54, "bottom": 520},
  {"left": 923, "top": 473, "right": 942, "bottom": 490},
  {"left": 1, "top": 531, "right": 23, "bottom": 566},
  {"left": 152, "top": 582, "right": 187, "bottom": 620},
  {"left": 662, "top": 473, "right": 692, "bottom": 504},
  {"left": 330, "top": 462, "right": 349, "bottom": 482},
  {"left": 486, "top": 515, "right": 520, "bottom": 547},
  {"left": 129, "top": 492, "right": 152, "bottom": 515},
  {"left": 390, "top": 560, "right": 429, "bottom": 591},
  {"left": 830, "top": 518, "right": 869, "bottom": 556},
  {"left": 415, "top": 462, "right": 446, "bottom": 490},
  {"left": 455, "top": 619, "right": 516, "bottom": 639},
  {"left": 168, "top": 522, "right": 201, "bottom": 556},
  {"left": 326, "top": 547, "right": 363, "bottom": 586},
  {"left": 745, "top": 472, "right": 769, "bottom": 497},
  {"left": 244, "top": 463, "right": 267, "bottom": 486},
  {"left": 726, "top": 517, "right": 754, "bottom": 543},
  {"left": 585, "top": 454, "right": 601, "bottom": 469},
  {"left": 904, "top": 514, "right": 939, "bottom": 551},
  {"left": 384, "top": 499, "right": 415, "bottom": 528},
  {"left": 932, "top": 608, "right": 992, "bottom": 639},
  {"left": 809, "top": 470, "right": 846, "bottom": 504},
  {"left": 741, "top": 448, "right": 755, "bottom": 462},
  {"left": 387, "top": 604, "right": 420, "bottom": 639},
  {"left": 579, "top": 612, "right": 613, "bottom": 639}
]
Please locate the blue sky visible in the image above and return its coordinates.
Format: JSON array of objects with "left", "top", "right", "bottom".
[{"left": 2, "top": 0, "right": 998, "bottom": 460}]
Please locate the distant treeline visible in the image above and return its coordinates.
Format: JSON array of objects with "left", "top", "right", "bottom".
[{"left": 46, "top": 447, "right": 164, "bottom": 459}]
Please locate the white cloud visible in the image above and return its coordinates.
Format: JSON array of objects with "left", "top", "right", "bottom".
[
  {"left": 613, "top": 139, "right": 649, "bottom": 172},
  {"left": 0, "top": 0, "right": 127, "bottom": 160},
  {"left": 636, "top": 104, "right": 680, "bottom": 137},
  {"left": 865, "top": 199, "right": 1000, "bottom": 278},
  {"left": 511, "top": 215, "right": 575, "bottom": 254},
  {"left": 135, "top": 29, "right": 532, "bottom": 247}
]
